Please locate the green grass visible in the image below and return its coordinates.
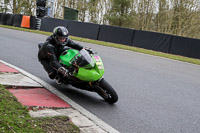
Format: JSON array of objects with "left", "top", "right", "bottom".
[
  {"left": 0, "top": 85, "right": 80, "bottom": 133},
  {"left": 1, "top": 24, "right": 200, "bottom": 65},
  {"left": 0, "top": 85, "right": 44, "bottom": 133}
]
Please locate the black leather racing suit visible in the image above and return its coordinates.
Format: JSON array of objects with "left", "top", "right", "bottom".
[{"left": 38, "top": 35, "right": 83, "bottom": 79}]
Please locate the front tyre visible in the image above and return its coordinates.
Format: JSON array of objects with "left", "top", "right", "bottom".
[{"left": 94, "top": 79, "right": 118, "bottom": 104}]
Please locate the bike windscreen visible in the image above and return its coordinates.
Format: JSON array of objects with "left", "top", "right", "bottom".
[{"left": 72, "top": 49, "right": 95, "bottom": 68}]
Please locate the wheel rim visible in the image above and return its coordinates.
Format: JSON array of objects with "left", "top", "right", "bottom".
[{"left": 95, "top": 85, "right": 110, "bottom": 99}]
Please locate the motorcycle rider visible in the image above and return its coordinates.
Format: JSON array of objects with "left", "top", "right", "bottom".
[{"left": 38, "top": 26, "right": 94, "bottom": 84}]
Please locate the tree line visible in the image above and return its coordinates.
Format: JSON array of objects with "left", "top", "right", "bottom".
[
  {"left": 0, "top": 0, "right": 36, "bottom": 15},
  {"left": 0, "top": 0, "right": 199, "bottom": 39},
  {"left": 65, "top": 0, "right": 200, "bottom": 39}
]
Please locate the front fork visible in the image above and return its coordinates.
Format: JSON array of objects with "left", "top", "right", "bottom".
[
  {"left": 89, "top": 76, "right": 104, "bottom": 85},
  {"left": 88, "top": 76, "right": 104, "bottom": 90}
]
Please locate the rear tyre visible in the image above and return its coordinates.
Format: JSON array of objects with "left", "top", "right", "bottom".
[{"left": 94, "top": 79, "right": 118, "bottom": 104}]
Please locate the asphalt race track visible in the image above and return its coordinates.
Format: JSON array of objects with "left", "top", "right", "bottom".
[{"left": 1, "top": 27, "right": 200, "bottom": 133}]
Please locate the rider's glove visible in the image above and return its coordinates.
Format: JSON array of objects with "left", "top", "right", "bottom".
[
  {"left": 57, "top": 67, "right": 69, "bottom": 78},
  {"left": 84, "top": 47, "right": 96, "bottom": 54}
]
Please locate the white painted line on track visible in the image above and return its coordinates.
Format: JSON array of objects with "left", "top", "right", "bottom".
[{"left": 0, "top": 60, "right": 120, "bottom": 133}]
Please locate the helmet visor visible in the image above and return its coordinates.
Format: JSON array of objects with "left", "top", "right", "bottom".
[{"left": 57, "top": 36, "right": 66, "bottom": 43}]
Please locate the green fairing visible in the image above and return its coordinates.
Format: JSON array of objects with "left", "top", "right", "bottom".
[
  {"left": 73, "top": 56, "right": 104, "bottom": 81},
  {"left": 59, "top": 49, "right": 104, "bottom": 82},
  {"left": 59, "top": 49, "right": 80, "bottom": 67}
]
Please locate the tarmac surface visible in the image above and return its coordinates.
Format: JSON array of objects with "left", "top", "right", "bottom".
[{"left": 0, "top": 60, "right": 119, "bottom": 133}]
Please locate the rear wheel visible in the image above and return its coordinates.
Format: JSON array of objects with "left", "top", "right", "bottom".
[{"left": 94, "top": 79, "right": 118, "bottom": 104}]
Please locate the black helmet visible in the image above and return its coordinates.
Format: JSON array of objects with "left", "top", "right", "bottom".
[{"left": 53, "top": 26, "right": 69, "bottom": 46}]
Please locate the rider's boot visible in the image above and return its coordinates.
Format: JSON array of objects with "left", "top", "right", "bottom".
[{"left": 54, "top": 75, "right": 62, "bottom": 84}]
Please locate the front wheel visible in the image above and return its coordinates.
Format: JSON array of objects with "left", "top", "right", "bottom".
[{"left": 94, "top": 79, "right": 118, "bottom": 104}]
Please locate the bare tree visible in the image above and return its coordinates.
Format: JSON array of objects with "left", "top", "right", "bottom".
[
  {"left": 104, "top": 0, "right": 134, "bottom": 27},
  {"left": 169, "top": 0, "right": 200, "bottom": 38}
]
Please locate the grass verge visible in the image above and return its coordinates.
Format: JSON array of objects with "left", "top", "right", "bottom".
[
  {"left": 0, "top": 24, "right": 200, "bottom": 65},
  {"left": 0, "top": 84, "right": 80, "bottom": 133}
]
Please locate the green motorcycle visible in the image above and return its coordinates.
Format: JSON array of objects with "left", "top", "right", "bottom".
[{"left": 58, "top": 48, "right": 118, "bottom": 104}]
